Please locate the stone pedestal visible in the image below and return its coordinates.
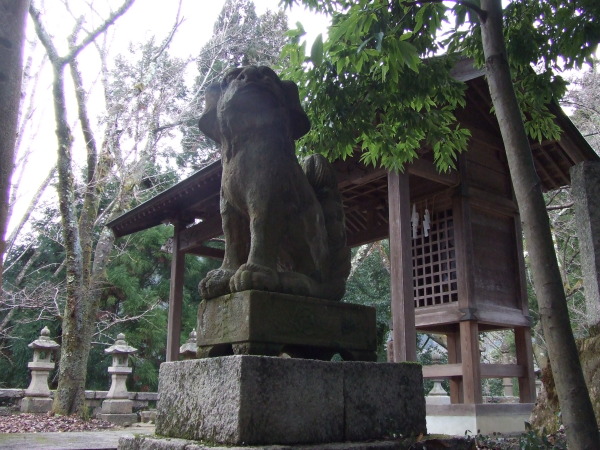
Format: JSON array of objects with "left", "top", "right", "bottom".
[
  {"left": 23, "top": 361, "right": 54, "bottom": 396},
  {"left": 155, "top": 356, "right": 426, "bottom": 446},
  {"left": 426, "top": 380, "right": 450, "bottom": 405},
  {"left": 197, "top": 290, "right": 377, "bottom": 361},
  {"left": 98, "top": 400, "right": 138, "bottom": 426},
  {"left": 571, "top": 161, "right": 600, "bottom": 329},
  {"left": 97, "top": 366, "right": 138, "bottom": 426},
  {"left": 21, "top": 361, "right": 55, "bottom": 413},
  {"left": 20, "top": 396, "right": 53, "bottom": 414}
]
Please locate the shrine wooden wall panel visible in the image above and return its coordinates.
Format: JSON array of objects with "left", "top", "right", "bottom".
[
  {"left": 470, "top": 207, "right": 520, "bottom": 309},
  {"left": 464, "top": 145, "right": 512, "bottom": 198}
]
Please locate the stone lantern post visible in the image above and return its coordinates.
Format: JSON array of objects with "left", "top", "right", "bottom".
[
  {"left": 21, "top": 326, "right": 60, "bottom": 413},
  {"left": 98, "top": 333, "right": 138, "bottom": 425},
  {"left": 179, "top": 329, "right": 197, "bottom": 360},
  {"left": 501, "top": 342, "right": 515, "bottom": 397},
  {"left": 426, "top": 349, "right": 450, "bottom": 405}
]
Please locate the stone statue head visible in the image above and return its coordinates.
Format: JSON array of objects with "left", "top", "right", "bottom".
[{"left": 198, "top": 66, "right": 310, "bottom": 145}]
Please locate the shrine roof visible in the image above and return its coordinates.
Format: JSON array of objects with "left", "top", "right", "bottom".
[{"left": 106, "top": 66, "right": 598, "bottom": 247}]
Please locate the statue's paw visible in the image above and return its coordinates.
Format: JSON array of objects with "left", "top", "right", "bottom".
[
  {"left": 230, "top": 263, "right": 280, "bottom": 293},
  {"left": 199, "top": 269, "right": 235, "bottom": 299},
  {"left": 278, "top": 272, "right": 313, "bottom": 297}
]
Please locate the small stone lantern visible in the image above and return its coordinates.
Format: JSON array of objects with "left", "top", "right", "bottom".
[
  {"left": 179, "top": 329, "right": 197, "bottom": 359},
  {"left": 21, "top": 326, "right": 60, "bottom": 413},
  {"left": 501, "top": 342, "right": 515, "bottom": 397},
  {"left": 426, "top": 349, "right": 450, "bottom": 405},
  {"left": 98, "top": 333, "right": 138, "bottom": 426}
]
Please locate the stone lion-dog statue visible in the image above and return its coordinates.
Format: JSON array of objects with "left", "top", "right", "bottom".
[{"left": 198, "top": 66, "right": 350, "bottom": 301}]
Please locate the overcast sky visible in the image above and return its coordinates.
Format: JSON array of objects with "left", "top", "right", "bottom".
[{"left": 8, "top": 1, "right": 328, "bottom": 236}]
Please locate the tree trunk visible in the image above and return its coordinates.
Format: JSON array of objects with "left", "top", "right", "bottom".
[
  {"left": 0, "top": 0, "right": 30, "bottom": 294},
  {"left": 29, "top": 0, "right": 135, "bottom": 416},
  {"left": 480, "top": 0, "right": 599, "bottom": 447}
]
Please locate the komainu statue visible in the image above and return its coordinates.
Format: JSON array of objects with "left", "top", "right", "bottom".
[{"left": 198, "top": 66, "right": 350, "bottom": 301}]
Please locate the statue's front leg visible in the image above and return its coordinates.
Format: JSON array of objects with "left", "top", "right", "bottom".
[
  {"left": 230, "top": 210, "right": 281, "bottom": 293},
  {"left": 199, "top": 200, "right": 249, "bottom": 299}
]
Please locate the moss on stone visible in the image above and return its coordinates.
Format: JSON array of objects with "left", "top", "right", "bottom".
[
  {"left": 577, "top": 333, "right": 600, "bottom": 428},
  {"left": 530, "top": 332, "right": 600, "bottom": 433}
]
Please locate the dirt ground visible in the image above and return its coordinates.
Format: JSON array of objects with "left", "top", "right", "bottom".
[{"left": 0, "top": 412, "right": 569, "bottom": 449}]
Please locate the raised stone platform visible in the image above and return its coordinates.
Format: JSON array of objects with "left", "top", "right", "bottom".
[
  {"left": 197, "top": 291, "right": 377, "bottom": 361},
  {"left": 119, "top": 435, "right": 474, "bottom": 449},
  {"left": 154, "top": 356, "right": 426, "bottom": 446},
  {"left": 426, "top": 403, "right": 534, "bottom": 435}
]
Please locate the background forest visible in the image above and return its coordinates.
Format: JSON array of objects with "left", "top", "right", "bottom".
[
  {"left": 1, "top": 0, "right": 290, "bottom": 393},
  {"left": 1, "top": 0, "right": 599, "bottom": 428}
]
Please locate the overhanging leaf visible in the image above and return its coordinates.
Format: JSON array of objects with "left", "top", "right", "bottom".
[{"left": 311, "top": 34, "right": 324, "bottom": 67}]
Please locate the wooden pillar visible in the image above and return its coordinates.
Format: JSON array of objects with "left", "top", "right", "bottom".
[
  {"left": 166, "top": 221, "right": 185, "bottom": 362},
  {"left": 387, "top": 171, "right": 417, "bottom": 362},
  {"left": 446, "top": 330, "right": 463, "bottom": 403},
  {"left": 459, "top": 320, "right": 482, "bottom": 404},
  {"left": 515, "top": 326, "right": 536, "bottom": 402},
  {"left": 513, "top": 215, "right": 536, "bottom": 403},
  {"left": 452, "top": 167, "right": 481, "bottom": 404}
]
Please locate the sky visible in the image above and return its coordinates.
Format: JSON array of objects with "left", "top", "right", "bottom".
[
  {"left": 7, "top": 0, "right": 329, "bottom": 237},
  {"left": 114, "top": 0, "right": 328, "bottom": 59}
]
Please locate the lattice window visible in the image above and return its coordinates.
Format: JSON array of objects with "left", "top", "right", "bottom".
[{"left": 412, "top": 209, "right": 458, "bottom": 308}]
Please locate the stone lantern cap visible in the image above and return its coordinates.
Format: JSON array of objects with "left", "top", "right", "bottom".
[
  {"left": 179, "top": 329, "right": 197, "bottom": 355},
  {"left": 28, "top": 327, "right": 60, "bottom": 351},
  {"left": 105, "top": 333, "right": 137, "bottom": 355}
]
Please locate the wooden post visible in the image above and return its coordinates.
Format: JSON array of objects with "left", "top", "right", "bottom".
[
  {"left": 513, "top": 216, "right": 536, "bottom": 403},
  {"left": 387, "top": 171, "right": 417, "bottom": 362},
  {"left": 515, "top": 326, "right": 536, "bottom": 402},
  {"left": 452, "top": 169, "right": 481, "bottom": 404},
  {"left": 459, "top": 320, "right": 482, "bottom": 404},
  {"left": 166, "top": 221, "right": 185, "bottom": 362},
  {"left": 446, "top": 330, "right": 463, "bottom": 403}
]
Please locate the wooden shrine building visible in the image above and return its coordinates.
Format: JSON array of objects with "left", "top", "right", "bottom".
[{"left": 107, "top": 61, "right": 599, "bottom": 410}]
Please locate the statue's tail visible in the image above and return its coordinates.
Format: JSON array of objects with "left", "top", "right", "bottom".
[{"left": 302, "top": 154, "right": 351, "bottom": 300}]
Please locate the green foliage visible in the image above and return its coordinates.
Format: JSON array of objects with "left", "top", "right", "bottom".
[
  {"left": 2, "top": 214, "right": 217, "bottom": 392},
  {"left": 343, "top": 243, "right": 391, "bottom": 361},
  {"left": 518, "top": 423, "right": 567, "bottom": 449},
  {"left": 98, "top": 225, "right": 219, "bottom": 391},
  {"left": 0, "top": 321, "right": 59, "bottom": 389},
  {"left": 1, "top": 205, "right": 66, "bottom": 388},
  {"left": 281, "top": 1, "right": 470, "bottom": 172},
  {"left": 280, "top": 0, "right": 599, "bottom": 170}
]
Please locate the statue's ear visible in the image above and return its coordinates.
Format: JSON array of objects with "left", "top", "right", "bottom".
[
  {"left": 198, "top": 83, "right": 222, "bottom": 144},
  {"left": 281, "top": 80, "right": 310, "bottom": 140}
]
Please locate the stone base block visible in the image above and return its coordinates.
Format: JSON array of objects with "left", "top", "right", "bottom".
[
  {"left": 156, "top": 356, "right": 426, "bottom": 446},
  {"left": 197, "top": 290, "right": 377, "bottom": 361},
  {"left": 118, "top": 435, "right": 408, "bottom": 449},
  {"left": 97, "top": 413, "right": 138, "bottom": 427},
  {"left": 20, "top": 396, "right": 52, "bottom": 413},
  {"left": 426, "top": 403, "right": 534, "bottom": 435},
  {"left": 118, "top": 435, "right": 475, "bottom": 450},
  {"left": 140, "top": 410, "right": 157, "bottom": 423},
  {"left": 102, "top": 398, "right": 134, "bottom": 414}
]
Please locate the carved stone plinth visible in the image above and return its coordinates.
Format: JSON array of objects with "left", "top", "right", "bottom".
[
  {"left": 197, "top": 290, "right": 377, "bottom": 361},
  {"left": 154, "top": 356, "right": 426, "bottom": 446},
  {"left": 23, "top": 361, "right": 54, "bottom": 397},
  {"left": 20, "top": 396, "right": 53, "bottom": 414}
]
